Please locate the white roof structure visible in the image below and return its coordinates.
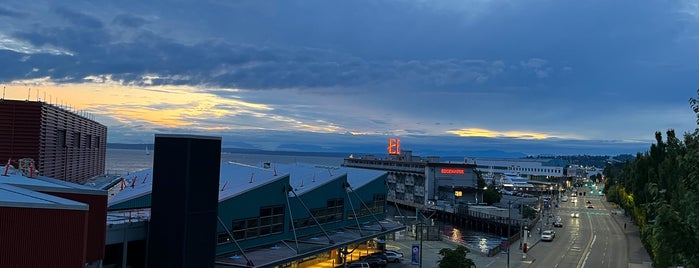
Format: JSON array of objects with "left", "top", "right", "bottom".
[
  {"left": 263, "top": 163, "right": 386, "bottom": 196},
  {"left": 218, "top": 161, "right": 288, "bottom": 201},
  {"left": 0, "top": 183, "right": 88, "bottom": 211},
  {"left": 108, "top": 161, "right": 388, "bottom": 208},
  {"left": 0, "top": 166, "right": 105, "bottom": 195},
  {"left": 108, "top": 162, "right": 291, "bottom": 206},
  {"left": 107, "top": 169, "right": 155, "bottom": 206}
]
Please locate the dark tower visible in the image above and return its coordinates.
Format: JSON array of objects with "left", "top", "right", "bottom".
[{"left": 147, "top": 134, "right": 221, "bottom": 268}]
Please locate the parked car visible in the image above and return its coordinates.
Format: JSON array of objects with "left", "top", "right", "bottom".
[
  {"left": 348, "top": 262, "right": 370, "bottom": 268},
  {"left": 383, "top": 251, "right": 403, "bottom": 263},
  {"left": 368, "top": 252, "right": 388, "bottom": 263},
  {"left": 541, "top": 230, "right": 555, "bottom": 241},
  {"left": 359, "top": 256, "right": 387, "bottom": 268}
]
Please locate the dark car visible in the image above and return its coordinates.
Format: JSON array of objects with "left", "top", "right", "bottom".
[
  {"left": 359, "top": 256, "right": 387, "bottom": 268},
  {"left": 369, "top": 252, "right": 389, "bottom": 263}
]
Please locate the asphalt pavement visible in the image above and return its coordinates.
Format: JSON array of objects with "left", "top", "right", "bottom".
[{"left": 381, "top": 196, "right": 652, "bottom": 268}]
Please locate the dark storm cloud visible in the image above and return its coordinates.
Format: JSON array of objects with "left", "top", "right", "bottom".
[
  {"left": 0, "top": 7, "right": 27, "bottom": 18},
  {"left": 1, "top": 0, "right": 697, "bottom": 153}
]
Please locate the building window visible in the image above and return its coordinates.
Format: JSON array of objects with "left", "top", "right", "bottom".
[
  {"left": 349, "top": 194, "right": 386, "bottom": 219},
  {"left": 57, "top": 130, "right": 66, "bottom": 148},
  {"left": 86, "top": 134, "right": 92, "bottom": 148},
  {"left": 217, "top": 233, "right": 232, "bottom": 245},
  {"left": 231, "top": 205, "right": 285, "bottom": 241},
  {"left": 293, "top": 198, "right": 344, "bottom": 229},
  {"left": 72, "top": 131, "right": 81, "bottom": 148}
]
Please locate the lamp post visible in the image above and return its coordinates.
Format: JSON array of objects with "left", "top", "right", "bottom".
[
  {"left": 506, "top": 199, "right": 516, "bottom": 268},
  {"left": 507, "top": 197, "right": 525, "bottom": 268},
  {"left": 416, "top": 221, "right": 426, "bottom": 268}
]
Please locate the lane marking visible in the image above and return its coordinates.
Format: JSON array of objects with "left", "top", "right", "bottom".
[
  {"left": 581, "top": 235, "right": 596, "bottom": 268},
  {"left": 577, "top": 215, "right": 595, "bottom": 268}
]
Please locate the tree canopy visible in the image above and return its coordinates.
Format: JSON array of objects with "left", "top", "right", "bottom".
[
  {"left": 437, "top": 245, "right": 475, "bottom": 268},
  {"left": 601, "top": 89, "right": 699, "bottom": 267}
]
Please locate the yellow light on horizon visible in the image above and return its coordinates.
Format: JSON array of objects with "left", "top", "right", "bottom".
[{"left": 447, "top": 128, "right": 551, "bottom": 140}]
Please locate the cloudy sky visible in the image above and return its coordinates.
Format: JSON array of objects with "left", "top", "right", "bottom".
[{"left": 1, "top": 0, "right": 698, "bottom": 156}]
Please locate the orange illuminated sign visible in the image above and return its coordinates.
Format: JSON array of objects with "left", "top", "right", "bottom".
[
  {"left": 387, "top": 138, "right": 400, "bottom": 155},
  {"left": 441, "top": 168, "right": 465, "bottom": 175}
]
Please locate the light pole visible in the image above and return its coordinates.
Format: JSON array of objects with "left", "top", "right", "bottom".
[
  {"left": 507, "top": 199, "right": 512, "bottom": 268},
  {"left": 507, "top": 197, "right": 525, "bottom": 268}
]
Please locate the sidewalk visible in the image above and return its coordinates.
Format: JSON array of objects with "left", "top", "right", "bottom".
[{"left": 605, "top": 202, "right": 653, "bottom": 268}]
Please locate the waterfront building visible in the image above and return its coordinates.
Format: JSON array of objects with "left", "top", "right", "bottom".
[
  {"left": 0, "top": 99, "right": 107, "bottom": 184},
  {"left": 105, "top": 159, "right": 403, "bottom": 267},
  {"left": 465, "top": 157, "right": 566, "bottom": 181},
  {"left": 342, "top": 147, "right": 478, "bottom": 212}
]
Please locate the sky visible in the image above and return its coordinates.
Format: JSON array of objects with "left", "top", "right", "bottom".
[{"left": 1, "top": 0, "right": 698, "bottom": 157}]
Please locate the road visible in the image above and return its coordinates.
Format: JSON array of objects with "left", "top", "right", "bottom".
[{"left": 527, "top": 186, "right": 628, "bottom": 268}]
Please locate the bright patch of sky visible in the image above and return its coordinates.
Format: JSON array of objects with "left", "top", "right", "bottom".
[{"left": 1, "top": 0, "right": 698, "bottom": 156}]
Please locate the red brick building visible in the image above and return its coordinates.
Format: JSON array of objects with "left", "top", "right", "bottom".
[{"left": 0, "top": 99, "right": 107, "bottom": 184}]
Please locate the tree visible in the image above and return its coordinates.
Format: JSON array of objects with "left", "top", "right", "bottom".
[
  {"left": 438, "top": 246, "right": 475, "bottom": 268},
  {"left": 483, "top": 181, "right": 501, "bottom": 204}
]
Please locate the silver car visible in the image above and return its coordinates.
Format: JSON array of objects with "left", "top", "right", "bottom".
[{"left": 541, "top": 230, "right": 555, "bottom": 241}]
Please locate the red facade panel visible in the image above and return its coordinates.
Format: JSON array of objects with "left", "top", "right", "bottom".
[
  {"left": 0, "top": 206, "right": 88, "bottom": 268},
  {"left": 0, "top": 100, "right": 42, "bottom": 163},
  {"left": 47, "top": 192, "right": 108, "bottom": 262}
]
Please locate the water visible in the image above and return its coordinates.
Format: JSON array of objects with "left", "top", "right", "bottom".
[{"left": 106, "top": 148, "right": 346, "bottom": 175}]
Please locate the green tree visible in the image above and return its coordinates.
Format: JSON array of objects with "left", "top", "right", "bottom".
[
  {"left": 522, "top": 205, "right": 537, "bottom": 219},
  {"left": 437, "top": 246, "right": 475, "bottom": 268},
  {"left": 483, "top": 181, "right": 501, "bottom": 204}
]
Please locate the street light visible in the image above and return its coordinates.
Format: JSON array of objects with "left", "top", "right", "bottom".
[
  {"left": 507, "top": 199, "right": 512, "bottom": 268},
  {"left": 506, "top": 197, "right": 524, "bottom": 268}
]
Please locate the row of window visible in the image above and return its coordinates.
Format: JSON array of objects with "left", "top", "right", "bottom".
[
  {"left": 56, "top": 129, "right": 102, "bottom": 148},
  {"left": 217, "top": 196, "right": 386, "bottom": 244},
  {"left": 483, "top": 166, "right": 562, "bottom": 174},
  {"left": 348, "top": 194, "right": 386, "bottom": 219},
  {"left": 293, "top": 199, "right": 344, "bottom": 229}
]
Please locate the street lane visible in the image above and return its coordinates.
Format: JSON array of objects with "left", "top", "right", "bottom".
[{"left": 527, "top": 187, "right": 629, "bottom": 268}]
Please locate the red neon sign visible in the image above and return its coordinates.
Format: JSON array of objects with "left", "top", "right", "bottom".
[
  {"left": 441, "top": 168, "right": 465, "bottom": 175},
  {"left": 387, "top": 138, "right": 400, "bottom": 155}
]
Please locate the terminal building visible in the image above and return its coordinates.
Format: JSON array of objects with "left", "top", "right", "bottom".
[
  {"left": 342, "top": 138, "right": 479, "bottom": 212},
  {"left": 104, "top": 135, "right": 403, "bottom": 268}
]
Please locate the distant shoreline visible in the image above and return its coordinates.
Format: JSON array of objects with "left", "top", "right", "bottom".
[{"left": 107, "top": 143, "right": 353, "bottom": 158}]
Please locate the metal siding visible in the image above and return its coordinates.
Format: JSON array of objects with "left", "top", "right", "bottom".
[
  {"left": 48, "top": 192, "right": 107, "bottom": 262},
  {"left": 0, "top": 100, "right": 107, "bottom": 184},
  {"left": 0, "top": 100, "right": 42, "bottom": 166},
  {"left": 0, "top": 206, "right": 88, "bottom": 268}
]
